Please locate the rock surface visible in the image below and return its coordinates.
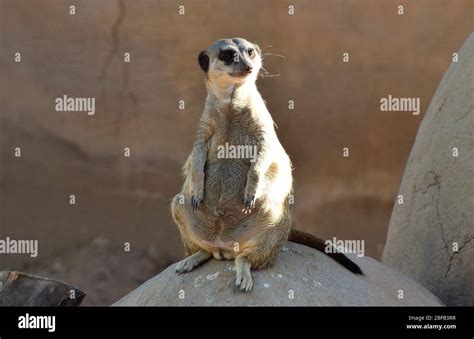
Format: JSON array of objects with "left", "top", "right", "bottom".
[
  {"left": 114, "top": 242, "right": 442, "bottom": 306},
  {"left": 382, "top": 33, "right": 474, "bottom": 306}
]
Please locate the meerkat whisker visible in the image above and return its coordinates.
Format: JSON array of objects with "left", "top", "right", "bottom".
[
  {"left": 262, "top": 52, "right": 286, "bottom": 58},
  {"left": 259, "top": 66, "right": 280, "bottom": 78}
]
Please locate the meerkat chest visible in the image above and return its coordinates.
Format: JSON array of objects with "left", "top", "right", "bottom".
[
  {"left": 211, "top": 113, "right": 260, "bottom": 159},
  {"left": 211, "top": 136, "right": 258, "bottom": 166}
]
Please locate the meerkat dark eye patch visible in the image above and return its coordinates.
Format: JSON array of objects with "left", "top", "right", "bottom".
[
  {"left": 219, "top": 49, "right": 236, "bottom": 64},
  {"left": 198, "top": 51, "right": 209, "bottom": 73}
]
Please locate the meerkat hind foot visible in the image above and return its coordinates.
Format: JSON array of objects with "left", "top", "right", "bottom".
[
  {"left": 175, "top": 250, "right": 212, "bottom": 274},
  {"left": 235, "top": 258, "right": 253, "bottom": 292}
]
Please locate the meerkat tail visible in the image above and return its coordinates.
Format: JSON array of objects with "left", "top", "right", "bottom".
[{"left": 288, "top": 228, "right": 364, "bottom": 275}]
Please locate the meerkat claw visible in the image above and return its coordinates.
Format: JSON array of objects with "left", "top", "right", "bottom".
[
  {"left": 175, "top": 257, "right": 194, "bottom": 274},
  {"left": 235, "top": 269, "right": 253, "bottom": 292},
  {"left": 235, "top": 256, "right": 253, "bottom": 292},
  {"left": 175, "top": 250, "right": 211, "bottom": 274},
  {"left": 244, "top": 195, "right": 256, "bottom": 207},
  {"left": 191, "top": 195, "right": 201, "bottom": 211},
  {"left": 242, "top": 195, "right": 256, "bottom": 214}
]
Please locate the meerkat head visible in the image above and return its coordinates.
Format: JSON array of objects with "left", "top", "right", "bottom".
[{"left": 198, "top": 38, "right": 262, "bottom": 86}]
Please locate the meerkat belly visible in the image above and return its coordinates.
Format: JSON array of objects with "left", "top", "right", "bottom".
[
  {"left": 206, "top": 160, "right": 247, "bottom": 194},
  {"left": 201, "top": 159, "right": 248, "bottom": 215},
  {"left": 190, "top": 128, "right": 275, "bottom": 254},
  {"left": 195, "top": 155, "right": 259, "bottom": 253}
]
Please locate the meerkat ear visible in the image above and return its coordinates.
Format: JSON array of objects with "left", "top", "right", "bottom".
[
  {"left": 198, "top": 51, "right": 209, "bottom": 73},
  {"left": 254, "top": 44, "right": 262, "bottom": 57}
]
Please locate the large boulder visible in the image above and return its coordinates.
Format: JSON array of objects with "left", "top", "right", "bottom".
[
  {"left": 382, "top": 33, "right": 474, "bottom": 306},
  {"left": 114, "top": 242, "right": 442, "bottom": 306}
]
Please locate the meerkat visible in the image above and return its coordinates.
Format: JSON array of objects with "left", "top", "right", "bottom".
[{"left": 171, "top": 38, "right": 362, "bottom": 292}]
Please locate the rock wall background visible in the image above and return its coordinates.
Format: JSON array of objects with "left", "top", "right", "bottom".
[{"left": 0, "top": 0, "right": 472, "bottom": 305}]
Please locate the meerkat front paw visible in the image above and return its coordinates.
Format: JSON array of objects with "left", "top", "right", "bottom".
[
  {"left": 191, "top": 194, "right": 202, "bottom": 211},
  {"left": 242, "top": 177, "right": 259, "bottom": 214},
  {"left": 241, "top": 195, "right": 256, "bottom": 214},
  {"left": 190, "top": 185, "right": 204, "bottom": 211}
]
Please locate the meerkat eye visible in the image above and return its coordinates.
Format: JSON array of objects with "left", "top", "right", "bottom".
[
  {"left": 219, "top": 49, "right": 236, "bottom": 64},
  {"left": 248, "top": 48, "right": 254, "bottom": 57}
]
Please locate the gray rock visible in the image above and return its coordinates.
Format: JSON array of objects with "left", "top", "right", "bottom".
[
  {"left": 382, "top": 33, "right": 474, "bottom": 306},
  {"left": 113, "top": 242, "right": 442, "bottom": 306}
]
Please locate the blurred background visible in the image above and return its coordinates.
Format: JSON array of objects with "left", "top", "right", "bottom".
[{"left": 0, "top": 0, "right": 472, "bottom": 305}]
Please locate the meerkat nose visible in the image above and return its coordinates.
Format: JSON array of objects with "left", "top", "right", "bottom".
[{"left": 245, "top": 65, "right": 253, "bottom": 73}]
